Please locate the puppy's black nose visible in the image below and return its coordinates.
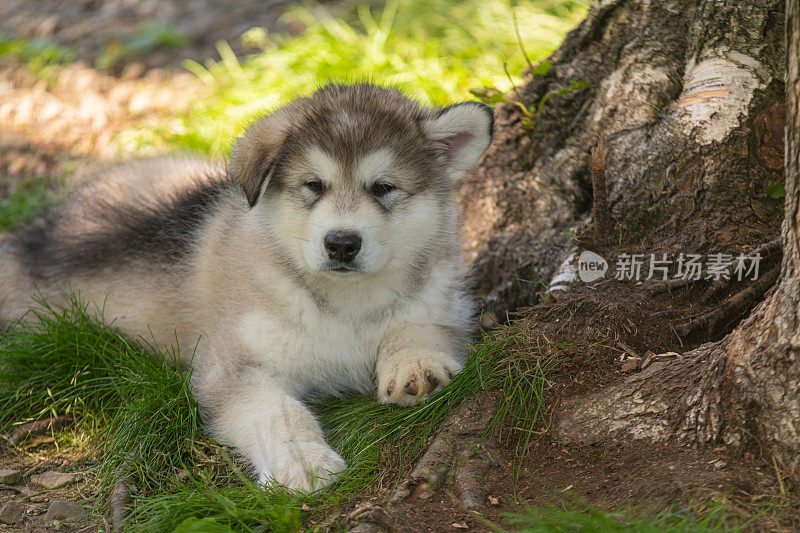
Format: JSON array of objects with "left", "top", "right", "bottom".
[{"left": 324, "top": 231, "right": 362, "bottom": 263}]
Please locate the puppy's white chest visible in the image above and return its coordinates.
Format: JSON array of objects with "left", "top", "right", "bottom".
[{"left": 236, "top": 308, "right": 382, "bottom": 394}]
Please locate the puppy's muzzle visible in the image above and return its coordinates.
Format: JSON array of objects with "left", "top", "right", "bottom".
[{"left": 324, "top": 231, "right": 362, "bottom": 263}]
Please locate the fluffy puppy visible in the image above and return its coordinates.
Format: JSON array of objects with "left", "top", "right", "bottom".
[{"left": 0, "top": 84, "right": 493, "bottom": 490}]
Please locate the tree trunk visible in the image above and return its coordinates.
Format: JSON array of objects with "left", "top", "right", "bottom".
[
  {"left": 460, "top": 0, "right": 799, "bottom": 484},
  {"left": 463, "top": 0, "right": 785, "bottom": 318}
]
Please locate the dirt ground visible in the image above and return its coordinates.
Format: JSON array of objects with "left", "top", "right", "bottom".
[
  {"left": 373, "top": 439, "right": 781, "bottom": 532},
  {"left": 0, "top": 1, "right": 798, "bottom": 531},
  {"left": 0, "top": 0, "right": 292, "bottom": 72}
]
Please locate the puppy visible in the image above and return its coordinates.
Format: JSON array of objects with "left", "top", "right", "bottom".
[{"left": 0, "top": 83, "right": 493, "bottom": 490}]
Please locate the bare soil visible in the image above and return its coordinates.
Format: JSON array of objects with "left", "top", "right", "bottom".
[
  {"left": 0, "top": 435, "right": 103, "bottom": 532},
  {"left": 376, "top": 440, "right": 782, "bottom": 532},
  {"left": 0, "top": 0, "right": 293, "bottom": 72}
]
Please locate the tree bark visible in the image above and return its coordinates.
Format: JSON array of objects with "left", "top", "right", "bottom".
[
  {"left": 469, "top": 0, "right": 799, "bottom": 484},
  {"left": 463, "top": 0, "right": 785, "bottom": 317}
]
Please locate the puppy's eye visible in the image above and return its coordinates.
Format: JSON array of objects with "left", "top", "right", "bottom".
[
  {"left": 370, "top": 182, "right": 396, "bottom": 198},
  {"left": 304, "top": 178, "right": 325, "bottom": 195}
]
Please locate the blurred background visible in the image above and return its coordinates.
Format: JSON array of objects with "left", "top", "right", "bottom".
[{"left": 0, "top": 0, "right": 586, "bottom": 230}]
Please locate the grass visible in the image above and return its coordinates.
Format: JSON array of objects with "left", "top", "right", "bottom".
[
  {"left": 0, "top": 295, "right": 199, "bottom": 496},
  {"left": 0, "top": 1, "right": 767, "bottom": 529},
  {"left": 0, "top": 32, "right": 75, "bottom": 73},
  {"left": 0, "top": 0, "right": 587, "bottom": 227},
  {"left": 0, "top": 294, "right": 760, "bottom": 533},
  {"left": 0, "top": 296, "right": 557, "bottom": 531},
  {"left": 96, "top": 23, "right": 190, "bottom": 70},
  {"left": 115, "top": 0, "right": 588, "bottom": 156},
  {"left": 0, "top": 32, "right": 76, "bottom": 89},
  {"left": 0, "top": 177, "right": 57, "bottom": 231}
]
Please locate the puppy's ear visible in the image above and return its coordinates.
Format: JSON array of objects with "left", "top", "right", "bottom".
[
  {"left": 423, "top": 102, "right": 493, "bottom": 182},
  {"left": 230, "top": 109, "right": 289, "bottom": 208}
]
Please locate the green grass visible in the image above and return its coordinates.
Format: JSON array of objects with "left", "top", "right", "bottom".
[
  {"left": 0, "top": 292, "right": 756, "bottom": 533},
  {"left": 126, "top": 327, "right": 557, "bottom": 531},
  {"left": 0, "top": 1, "right": 736, "bottom": 529},
  {"left": 504, "top": 498, "right": 746, "bottom": 532},
  {"left": 115, "top": 0, "right": 587, "bottom": 155},
  {"left": 0, "top": 178, "right": 58, "bottom": 232},
  {"left": 0, "top": 32, "right": 76, "bottom": 88},
  {"left": 0, "top": 296, "right": 557, "bottom": 531},
  {"left": 96, "top": 23, "right": 190, "bottom": 70},
  {"left": 0, "top": 33, "right": 75, "bottom": 72},
  {"left": 0, "top": 295, "right": 199, "bottom": 495}
]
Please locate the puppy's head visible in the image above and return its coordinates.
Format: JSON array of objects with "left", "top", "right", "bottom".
[{"left": 230, "top": 84, "right": 492, "bottom": 280}]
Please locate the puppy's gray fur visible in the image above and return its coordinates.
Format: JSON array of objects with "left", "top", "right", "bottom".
[{"left": 0, "top": 84, "right": 493, "bottom": 490}]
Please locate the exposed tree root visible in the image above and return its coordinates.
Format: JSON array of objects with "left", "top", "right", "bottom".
[
  {"left": 349, "top": 394, "right": 500, "bottom": 531},
  {"left": 108, "top": 462, "right": 136, "bottom": 531},
  {"left": 648, "top": 276, "right": 698, "bottom": 296},
  {"left": 110, "top": 478, "right": 133, "bottom": 531},
  {"left": 358, "top": 0, "right": 798, "bottom": 523},
  {"left": 700, "top": 240, "right": 781, "bottom": 304},
  {"left": 677, "top": 266, "right": 780, "bottom": 339},
  {"left": 648, "top": 239, "right": 781, "bottom": 301},
  {"left": 389, "top": 394, "right": 499, "bottom": 508},
  {"left": 551, "top": 342, "right": 729, "bottom": 447}
]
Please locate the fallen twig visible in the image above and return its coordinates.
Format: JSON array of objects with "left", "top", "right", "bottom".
[
  {"left": 10, "top": 415, "right": 77, "bottom": 445},
  {"left": 0, "top": 483, "right": 28, "bottom": 494},
  {"left": 615, "top": 340, "right": 640, "bottom": 359}
]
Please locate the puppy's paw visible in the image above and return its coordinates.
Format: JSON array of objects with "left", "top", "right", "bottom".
[
  {"left": 260, "top": 441, "right": 346, "bottom": 492},
  {"left": 377, "top": 350, "right": 461, "bottom": 406}
]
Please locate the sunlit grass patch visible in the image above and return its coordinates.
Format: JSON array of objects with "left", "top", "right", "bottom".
[{"left": 117, "top": 0, "right": 587, "bottom": 155}]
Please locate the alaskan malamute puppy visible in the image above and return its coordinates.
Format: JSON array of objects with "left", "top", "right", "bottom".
[{"left": 0, "top": 84, "right": 493, "bottom": 490}]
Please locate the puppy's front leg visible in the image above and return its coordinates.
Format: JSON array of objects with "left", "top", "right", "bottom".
[
  {"left": 376, "top": 323, "right": 463, "bottom": 406},
  {"left": 208, "top": 382, "right": 345, "bottom": 491}
]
